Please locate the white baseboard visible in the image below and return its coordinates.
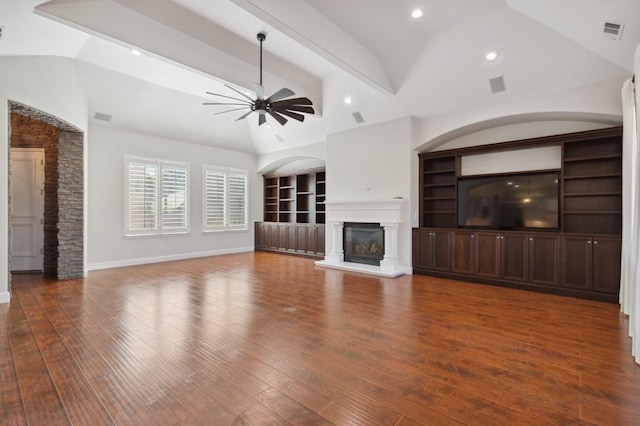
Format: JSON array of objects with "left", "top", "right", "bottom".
[
  {"left": 87, "top": 246, "right": 254, "bottom": 271},
  {"left": 0, "top": 291, "right": 10, "bottom": 304}
]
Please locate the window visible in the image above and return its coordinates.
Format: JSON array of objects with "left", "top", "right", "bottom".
[
  {"left": 125, "top": 156, "right": 189, "bottom": 236},
  {"left": 203, "top": 166, "right": 248, "bottom": 231}
]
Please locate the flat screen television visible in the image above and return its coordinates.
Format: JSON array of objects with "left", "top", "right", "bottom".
[{"left": 457, "top": 171, "right": 560, "bottom": 230}]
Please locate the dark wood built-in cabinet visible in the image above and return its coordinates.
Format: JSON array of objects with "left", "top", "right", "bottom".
[
  {"left": 412, "top": 229, "right": 452, "bottom": 272},
  {"left": 422, "top": 156, "right": 457, "bottom": 228},
  {"left": 256, "top": 169, "right": 326, "bottom": 258},
  {"left": 413, "top": 127, "right": 623, "bottom": 302},
  {"left": 562, "top": 135, "right": 622, "bottom": 235}
]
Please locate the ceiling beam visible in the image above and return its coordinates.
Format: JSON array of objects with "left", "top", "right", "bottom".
[
  {"left": 34, "top": 0, "right": 322, "bottom": 107},
  {"left": 231, "top": 0, "right": 395, "bottom": 96}
]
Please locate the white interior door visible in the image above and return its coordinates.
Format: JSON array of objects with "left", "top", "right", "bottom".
[{"left": 10, "top": 148, "right": 45, "bottom": 271}]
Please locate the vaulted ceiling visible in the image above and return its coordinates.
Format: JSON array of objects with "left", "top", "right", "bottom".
[{"left": 1, "top": 0, "right": 637, "bottom": 154}]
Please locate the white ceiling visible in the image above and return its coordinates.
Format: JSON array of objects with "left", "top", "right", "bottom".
[{"left": 0, "top": 0, "right": 637, "bottom": 155}]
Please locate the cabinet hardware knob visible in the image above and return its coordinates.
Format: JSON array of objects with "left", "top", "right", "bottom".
[
  {"left": 594, "top": 241, "right": 598, "bottom": 245},
  {"left": 587, "top": 240, "right": 592, "bottom": 244},
  {"left": 529, "top": 238, "right": 533, "bottom": 241}
]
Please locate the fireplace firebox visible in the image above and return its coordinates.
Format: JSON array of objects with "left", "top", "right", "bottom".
[{"left": 343, "top": 222, "right": 384, "bottom": 266}]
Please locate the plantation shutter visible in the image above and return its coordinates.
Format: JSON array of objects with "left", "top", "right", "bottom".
[
  {"left": 125, "top": 156, "right": 189, "bottom": 236},
  {"left": 127, "top": 161, "right": 158, "bottom": 231},
  {"left": 161, "top": 164, "right": 188, "bottom": 229},
  {"left": 228, "top": 173, "right": 247, "bottom": 227},
  {"left": 204, "top": 170, "right": 226, "bottom": 229},
  {"left": 203, "top": 166, "right": 248, "bottom": 231}
]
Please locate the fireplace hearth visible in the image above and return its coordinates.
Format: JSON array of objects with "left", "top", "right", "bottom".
[{"left": 344, "top": 223, "right": 384, "bottom": 266}]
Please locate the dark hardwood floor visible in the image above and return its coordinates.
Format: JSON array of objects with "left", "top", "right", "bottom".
[{"left": 2, "top": 252, "right": 639, "bottom": 425}]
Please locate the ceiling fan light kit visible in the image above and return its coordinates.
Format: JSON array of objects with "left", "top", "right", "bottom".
[{"left": 204, "top": 32, "right": 315, "bottom": 126}]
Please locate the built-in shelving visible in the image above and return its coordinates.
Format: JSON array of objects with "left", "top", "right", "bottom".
[
  {"left": 421, "top": 156, "right": 456, "bottom": 228},
  {"left": 415, "top": 127, "right": 623, "bottom": 302},
  {"left": 262, "top": 169, "right": 325, "bottom": 224},
  {"left": 257, "top": 169, "right": 326, "bottom": 257},
  {"left": 562, "top": 135, "right": 622, "bottom": 235}
]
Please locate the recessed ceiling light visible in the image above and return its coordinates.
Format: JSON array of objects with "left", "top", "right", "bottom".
[
  {"left": 485, "top": 51, "right": 498, "bottom": 61},
  {"left": 411, "top": 9, "right": 423, "bottom": 19},
  {"left": 130, "top": 49, "right": 142, "bottom": 56},
  {"left": 344, "top": 96, "right": 353, "bottom": 105},
  {"left": 265, "top": 123, "right": 272, "bottom": 129}
]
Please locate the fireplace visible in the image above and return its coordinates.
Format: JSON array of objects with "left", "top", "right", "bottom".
[
  {"left": 344, "top": 223, "right": 384, "bottom": 266},
  {"left": 315, "top": 199, "right": 407, "bottom": 277}
]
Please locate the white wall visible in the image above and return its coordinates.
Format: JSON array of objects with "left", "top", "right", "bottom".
[
  {"left": 325, "top": 117, "right": 413, "bottom": 272},
  {"left": 87, "top": 125, "right": 259, "bottom": 269},
  {"left": 0, "top": 56, "right": 88, "bottom": 303},
  {"left": 413, "top": 76, "right": 625, "bottom": 152},
  {"left": 438, "top": 121, "right": 615, "bottom": 151}
]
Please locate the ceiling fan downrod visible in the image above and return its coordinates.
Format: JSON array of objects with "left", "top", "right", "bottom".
[{"left": 257, "top": 32, "right": 265, "bottom": 87}]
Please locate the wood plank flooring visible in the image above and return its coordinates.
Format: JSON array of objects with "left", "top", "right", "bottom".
[{"left": 2, "top": 251, "right": 639, "bottom": 425}]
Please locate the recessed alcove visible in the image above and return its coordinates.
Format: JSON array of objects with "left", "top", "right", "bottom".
[{"left": 7, "top": 101, "right": 84, "bottom": 289}]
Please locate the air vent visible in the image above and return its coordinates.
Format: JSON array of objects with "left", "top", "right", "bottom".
[
  {"left": 352, "top": 111, "right": 365, "bottom": 124},
  {"left": 93, "top": 112, "right": 112, "bottom": 122},
  {"left": 489, "top": 75, "right": 506, "bottom": 94},
  {"left": 603, "top": 22, "right": 624, "bottom": 40}
]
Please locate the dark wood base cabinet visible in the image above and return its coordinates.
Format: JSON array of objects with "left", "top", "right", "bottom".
[
  {"left": 413, "top": 228, "right": 620, "bottom": 303},
  {"left": 255, "top": 222, "right": 325, "bottom": 259}
]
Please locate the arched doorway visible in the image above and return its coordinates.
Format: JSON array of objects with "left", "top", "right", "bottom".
[{"left": 7, "top": 101, "right": 84, "bottom": 290}]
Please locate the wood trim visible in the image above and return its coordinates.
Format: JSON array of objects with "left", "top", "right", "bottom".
[{"left": 419, "top": 126, "right": 623, "bottom": 159}]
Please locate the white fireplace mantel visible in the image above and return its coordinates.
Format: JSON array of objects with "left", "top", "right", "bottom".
[{"left": 315, "top": 199, "right": 405, "bottom": 277}]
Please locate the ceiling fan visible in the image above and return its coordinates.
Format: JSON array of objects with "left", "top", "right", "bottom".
[{"left": 203, "top": 32, "right": 315, "bottom": 126}]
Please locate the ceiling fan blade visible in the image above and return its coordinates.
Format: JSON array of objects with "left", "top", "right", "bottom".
[
  {"left": 214, "top": 107, "right": 251, "bottom": 115},
  {"left": 224, "top": 84, "right": 255, "bottom": 102},
  {"left": 236, "top": 110, "right": 254, "bottom": 121},
  {"left": 275, "top": 109, "right": 305, "bottom": 122},
  {"left": 270, "top": 97, "right": 313, "bottom": 108},
  {"left": 203, "top": 102, "right": 250, "bottom": 106},
  {"left": 266, "top": 87, "right": 295, "bottom": 103},
  {"left": 205, "top": 91, "right": 253, "bottom": 104},
  {"left": 268, "top": 110, "right": 288, "bottom": 126},
  {"left": 253, "top": 83, "right": 264, "bottom": 100},
  {"left": 258, "top": 114, "right": 266, "bottom": 126},
  {"left": 278, "top": 105, "right": 314, "bottom": 114}
]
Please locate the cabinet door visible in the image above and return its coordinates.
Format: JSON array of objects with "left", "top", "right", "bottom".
[
  {"left": 453, "top": 231, "right": 474, "bottom": 274},
  {"left": 432, "top": 230, "right": 452, "bottom": 271},
  {"left": 475, "top": 232, "right": 501, "bottom": 278},
  {"left": 561, "top": 236, "right": 592, "bottom": 290},
  {"left": 263, "top": 222, "right": 279, "bottom": 249},
  {"left": 316, "top": 225, "right": 325, "bottom": 255},
  {"left": 412, "top": 229, "right": 452, "bottom": 271},
  {"left": 254, "top": 222, "right": 264, "bottom": 249},
  {"left": 296, "top": 224, "right": 308, "bottom": 253},
  {"left": 287, "top": 224, "right": 297, "bottom": 252},
  {"left": 306, "top": 225, "right": 318, "bottom": 255},
  {"left": 278, "top": 223, "right": 289, "bottom": 250},
  {"left": 592, "top": 237, "right": 621, "bottom": 294},
  {"left": 529, "top": 235, "right": 560, "bottom": 287},
  {"left": 501, "top": 234, "right": 528, "bottom": 282},
  {"left": 412, "top": 228, "right": 433, "bottom": 269}
]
